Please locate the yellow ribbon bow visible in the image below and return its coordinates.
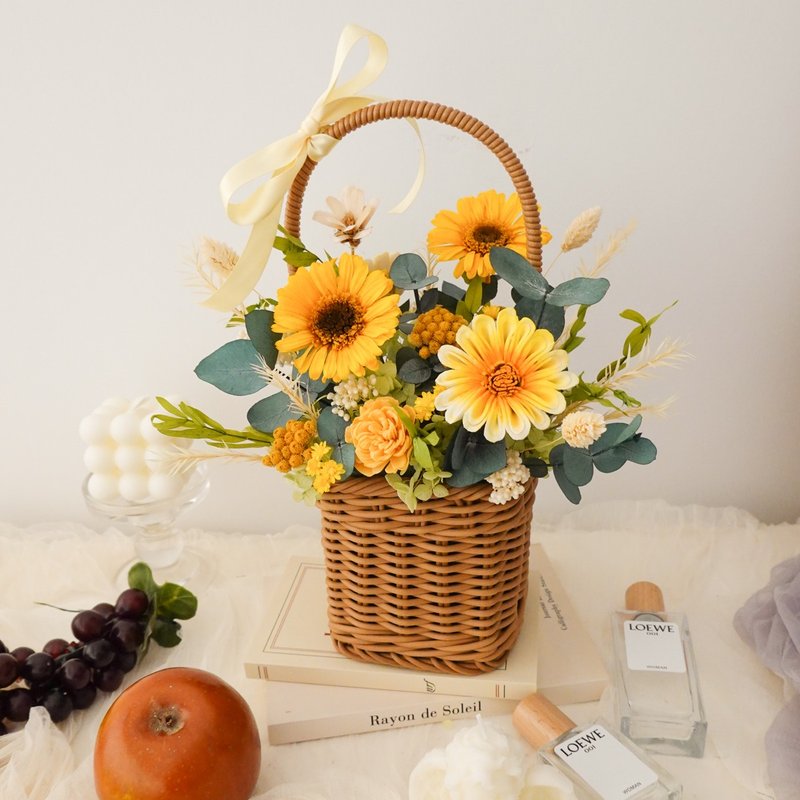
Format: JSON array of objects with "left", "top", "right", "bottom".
[{"left": 206, "top": 24, "right": 418, "bottom": 311}]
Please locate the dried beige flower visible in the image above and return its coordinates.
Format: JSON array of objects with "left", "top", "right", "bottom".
[
  {"left": 366, "top": 251, "right": 399, "bottom": 273},
  {"left": 561, "top": 207, "right": 602, "bottom": 252},
  {"left": 199, "top": 237, "right": 239, "bottom": 280},
  {"left": 312, "top": 186, "right": 378, "bottom": 249}
]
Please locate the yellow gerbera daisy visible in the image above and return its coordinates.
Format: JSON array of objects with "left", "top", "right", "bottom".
[
  {"left": 272, "top": 253, "right": 400, "bottom": 382},
  {"left": 427, "top": 190, "right": 551, "bottom": 281},
  {"left": 434, "top": 308, "right": 577, "bottom": 442}
]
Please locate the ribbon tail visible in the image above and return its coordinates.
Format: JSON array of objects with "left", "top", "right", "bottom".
[
  {"left": 389, "top": 118, "right": 426, "bottom": 214},
  {"left": 201, "top": 205, "right": 281, "bottom": 312}
]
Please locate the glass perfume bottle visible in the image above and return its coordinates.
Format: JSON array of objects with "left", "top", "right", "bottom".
[
  {"left": 513, "top": 692, "right": 682, "bottom": 799},
  {"left": 610, "top": 581, "right": 707, "bottom": 758}
]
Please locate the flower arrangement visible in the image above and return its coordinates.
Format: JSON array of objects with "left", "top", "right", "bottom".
[{"left": 154, "top": 186, "right": 682, "bottom": 511}]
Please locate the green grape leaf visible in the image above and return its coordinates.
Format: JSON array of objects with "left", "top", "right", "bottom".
[
  {"left": 151, "top": 618, "right": 183, "bottom": 648},
  {"left": 464, "top": 277, "right": 484, "bottom": 314},
  {"left": 156, "top": 583, "right": 198, "bottom": 620},
  {"left": 128, "top": 562, "right": 157, "bottom": 599},
  {"left": 194, "top": 340, "right": 266, "bottom": 396}
]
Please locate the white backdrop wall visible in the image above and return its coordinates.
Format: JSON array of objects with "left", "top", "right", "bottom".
[{"left": 1, "top": 1, "right": 798, "bottom": 532}]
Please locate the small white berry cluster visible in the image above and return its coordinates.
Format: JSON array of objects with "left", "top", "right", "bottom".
[
  {"left": 326, "top": 374, "right": 379, "bottom": 420},
  {"left": 486, "top": 450, "right": 531, "bottom": 505},
  {"left": 80, "top": 397, "right": 194, "bottom": 504}
]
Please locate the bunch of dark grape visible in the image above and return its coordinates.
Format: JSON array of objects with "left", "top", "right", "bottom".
[
  {"left": 0, "top": 588, "right": 150, "bottom": 732},
  {"left": 0, "top": 563, "right": 197, "bottom": 734}
]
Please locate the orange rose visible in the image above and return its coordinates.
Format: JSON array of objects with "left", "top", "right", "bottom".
[{"left": 345, "top": 396, "right": 413, "bottom": 477}]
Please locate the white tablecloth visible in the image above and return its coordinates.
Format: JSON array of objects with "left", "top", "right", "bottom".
[{"left": 0, "top": 500, "right": 795, "bottom": 799}]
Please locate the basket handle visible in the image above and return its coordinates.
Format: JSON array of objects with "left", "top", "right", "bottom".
[{"left": 283, "top": 100, "right": 542, "bottom": 274}]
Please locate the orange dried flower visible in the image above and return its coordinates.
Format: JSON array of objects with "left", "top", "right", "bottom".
[
  {"left": 265, "top": 419, "right": 317, "bottom": 473},
  {"left": 407, "top": 306, "right": 468, "bottom": 359}
]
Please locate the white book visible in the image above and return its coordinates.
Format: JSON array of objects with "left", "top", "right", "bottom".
[
  {"left": 245, "top": 558, "right": 540, "bottom": 700},
  {"left": 247, "top": 544, "right": 608, "bottom": 744}
]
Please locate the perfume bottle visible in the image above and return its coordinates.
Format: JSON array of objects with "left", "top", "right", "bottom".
[
  {"left": 513, "top": 692, "right": 682, "bottom": 799},
  {"left": 610, "top": 581, "right": 707, "bottom": 758}
]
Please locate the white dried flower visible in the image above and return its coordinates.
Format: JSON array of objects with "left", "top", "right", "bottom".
[
  {"left": 312, "top": 186, "right": 378, "bottom": 249},
  {"left": 366, "top": 251, "right": 399, "bottom": 273},
  {"left": 561, "top": 410, "right": 607, "bottom": 448},
  {"left": 561, "top": 207, "right": 602, "bottom": 252},
  {"left": 486, "top": 450, "right": 530, "bottom": 505}
]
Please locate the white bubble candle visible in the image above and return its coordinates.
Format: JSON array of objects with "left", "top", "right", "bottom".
[{"left": 80, "top": 397, "right": 195, "bottom": 503}]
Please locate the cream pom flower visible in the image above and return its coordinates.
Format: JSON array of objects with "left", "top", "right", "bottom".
[
  {"left": 409, "top": 718, "right": 577, "bottom": 800},
  {"left": 561, "top": 410, "right": 607, "bottom": 448},
  {"left": 435, "top": 308, "right": 577, "bottom": 442}
]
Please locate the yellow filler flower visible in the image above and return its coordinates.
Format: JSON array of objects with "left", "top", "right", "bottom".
[
  {"left": 273, "top": 253, "right": 401, "bottom": 383},
  {"left": 427, "top": 190, "right": 550, "bottom": 281},
  {"left": 434, "top": 308, "right": 577, "bottom": 442}
]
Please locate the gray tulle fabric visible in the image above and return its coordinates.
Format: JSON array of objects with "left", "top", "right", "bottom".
[{"left": 734, "top": 554, "right": 800, "bottom": 800}]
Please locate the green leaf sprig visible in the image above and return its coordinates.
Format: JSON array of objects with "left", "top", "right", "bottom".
[{"left": 127, "top": 562, "right": 199, "bottom": 650}]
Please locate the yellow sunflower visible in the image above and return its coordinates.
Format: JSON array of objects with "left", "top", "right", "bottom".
[
  {"left": 272, "top": 253, "right": 400, "bottom": 382},
  {"left": 427, "top": 190, "right": 551, "bottom": 281},
  {"left": 434, "top": 308, "right": 577, "bottom": 442}
]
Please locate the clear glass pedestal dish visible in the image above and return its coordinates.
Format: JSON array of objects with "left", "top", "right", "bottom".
[{"left": 83, "top": 466, "right": 212, "bottom": 590}]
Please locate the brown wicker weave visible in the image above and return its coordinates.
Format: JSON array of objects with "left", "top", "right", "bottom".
[{"left": 285, "top": 101, "right": 542, "bottom": 674}]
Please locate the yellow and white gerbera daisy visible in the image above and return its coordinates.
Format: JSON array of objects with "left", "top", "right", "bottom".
[
  {"left": 272, "top": 253, "right": 400, "bottom": 383},
  {"left": 427, "top": 190, "right": 551, "bottom": 281},
  {"left": 434, "top": 308, "right": 577, "bottom": 442}
]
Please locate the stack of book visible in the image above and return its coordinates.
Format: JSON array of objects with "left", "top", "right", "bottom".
[{"left": 244, "top": 544, "right": 607, "bottom": 744}]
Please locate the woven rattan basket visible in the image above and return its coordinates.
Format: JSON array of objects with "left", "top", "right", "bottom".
[{"left": 284, "top": 100, "right": 543, "bottom": 675}]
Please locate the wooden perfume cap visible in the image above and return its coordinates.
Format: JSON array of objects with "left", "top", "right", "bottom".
[
  {"left": 625, "top": 581, "right": 665, "bottom": 613},
  {"left": 513, "top": 692, "right": 575, "bottom": 749}
]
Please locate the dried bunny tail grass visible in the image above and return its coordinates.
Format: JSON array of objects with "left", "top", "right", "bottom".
[
  {"left": 580, "top": 220, "right": 637, "bottom": 277},
  {"left": 604, "top": 397, "right": 677, "bottom": 420},
  {"left": 561, "top": 207, "right": 602, "bottom": 252},
  {"left": 184, "top": 237, "right": 239, "bottom": 292},
  {"left": 604, "top": 339, "right": 692, "bottom": 388},
  {"left": 252, "top": 355, "right": 318, "bottom": 419},
  {"left": 161, "top": 450, "right": 264, "bottom": 473}
]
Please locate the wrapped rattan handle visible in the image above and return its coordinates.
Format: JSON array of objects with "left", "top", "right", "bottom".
[{"left": 283, "top": 100, "right": 542, "bottom": 274}]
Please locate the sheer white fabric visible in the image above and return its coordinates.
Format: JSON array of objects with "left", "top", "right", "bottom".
[{"left": 0, "top": 500, "right": 795, "bottom": 799}]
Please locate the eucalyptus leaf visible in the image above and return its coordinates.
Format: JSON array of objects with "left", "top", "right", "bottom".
[
  {"left": 553, "top": 464, "right": 582, "bottom": 504},
  {"left": 522, "top": 456, "right": 549, "bottom": 478},
  {"left": 440, "top": 281, "right": 466, "bottom": 301},
  {"left": 390, "top": 253, "right": 436, "bottom": 290},
  {"left": 618, "top": 436, "right": 657, "bottom": 464},
  {"left": 247, "top": 392, "right": 299, "bottom": 433},
  {"left": 245, "top": 309, "right": 278, "bottom": 368},
  {"left": 398, "top": 357, "right": 432, "bottom": 384},
  {"left": 418, "top": 289, "right": 439, "bottom": 313},
  {"left": 547, "top": 277, "right": 610, "bottom": 308},
  {"left": 316, "top": 406, "right": 348, "bottom": 444},
  {"left": 562, "top": 446, "right": 594, "bottom": 487},
  {"left": 515, "top": 297, "right": 566, "bottom": 338},
  {"left": 592, "top": 449, "right": 628, "bottom": 473},
  {"left": 489, "top": 247, "right": 550, "bottom": 300},
  {"left": 195, "top": 340, "right": 266, "bottom": 396},
  {"left": 330, "top": 441, "right": 355, "bottom": 479}
]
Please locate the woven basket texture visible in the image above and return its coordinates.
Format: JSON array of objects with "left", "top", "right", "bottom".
[{"left": 317, "top": 476, "right": 536, "bottom": 674}]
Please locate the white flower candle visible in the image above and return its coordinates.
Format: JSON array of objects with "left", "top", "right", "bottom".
[
  {"left": 409, "top": 717, "right": 577, "bottom": 800},
  {"left": 80, "top": 397, "right": 195, "bottom": 503}
]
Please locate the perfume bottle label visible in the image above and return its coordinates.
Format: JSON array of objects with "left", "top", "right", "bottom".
[
  {"left": 554, "top": 724, "right": 659, "bottom": 800},
  {"left": 623, "top": 619, "right": 687, "bottom": 673}
]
